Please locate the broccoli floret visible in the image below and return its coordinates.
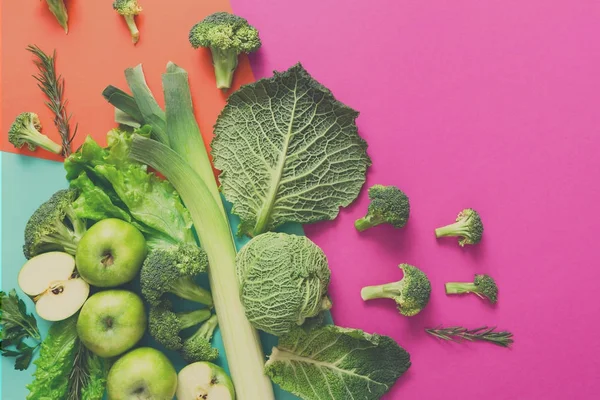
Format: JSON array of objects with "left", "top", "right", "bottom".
[
  {"left": 189, "top": 12, "right": 261, "bottom": 90},
  {"left": 435, "top": 208, "right": 483, "bottom": 246},
  {"left": 23, "top": 189, "right": 87, "bottom": 259},
  {"left": 445, "top": 274, "right": 498, "bottom": 304},
  {"left": 9, "top": 112, "right": 62, "bottom": 155},
  {"left": 148, "top": 300, "right": 212, "bottom": 350},
  {"left": 45, "top": 1, "right": 69, "bottom": 33},
  {"left": 182, "top": 314, "right": 219, "bottom": 362},
  {"left": 113, "top": 0, "right": 142, "bottom": 44},
  {"left": 354, "top": 185, "right": 410, "bottom": 232},
  {"left": 140, "top": 244, "right": 213, "bottom": 307},
  {"left": 361, "top": 264, "right": 431, "bottom": 316}
]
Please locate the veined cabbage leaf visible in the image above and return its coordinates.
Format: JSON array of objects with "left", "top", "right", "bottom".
[
  {"left": 212, "top": 63, "right": 371, "bottom": 237},
  {"left": 265, "top": 325, "right": 411, "bottom": 400}
]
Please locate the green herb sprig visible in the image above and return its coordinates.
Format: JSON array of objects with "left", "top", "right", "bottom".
[
  {"left": 426, "top": 326, "right": 514, "bottom": 348},
  {"left": 0, "top": 290, "right": 42, "bottom": 370},
  {"left": 26, "top": 45, "right": 77, "bottom": 157}
]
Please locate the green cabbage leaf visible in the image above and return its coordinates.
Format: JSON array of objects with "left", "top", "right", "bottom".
[{"left": 212, "top": 63, "right": 371, "bottom": 237}]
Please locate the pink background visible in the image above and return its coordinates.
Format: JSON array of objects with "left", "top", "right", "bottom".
[{"left": 231, "top": 0, "right": 600, "bottom": 398}]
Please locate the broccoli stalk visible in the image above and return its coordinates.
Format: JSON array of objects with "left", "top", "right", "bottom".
[
  {"left": 45, "top": 0, "right": 69, "bottom": 33},
  {"left": 354, "top": 185, "right": 410, "bottom": 232},
  {"left": 9, "top": 112, "right": 62, "bottom": 155},
  {"left": 182, "top": 314, "right": 219, "bottom": 362},
  {"left": 113, "top": 0, "right": 142, "bottom": 44},
  {"left": 361, "top": 264, "right": 431, "bottom": 316},
  {"left": 445, "top": 274, "right": 498, "bottom": 304},
  {"left": 23, "top": 189, "right": 87, "bottom": 259},
  {"left": 140, "top": 244, "right": 213, "bottom": 307},
  {"left": 435, "top": 208, "right": 484, "bottom": 246},
  {"left": 189, "top": 12, "right": 261, "bottom": 90},
  {"left": 149, "top": 300, "right": 212, "bottom": 350}
]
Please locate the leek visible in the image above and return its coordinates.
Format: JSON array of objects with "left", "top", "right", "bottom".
[{"left": 128, "top": 63, "right": 275, "bottom": 400}]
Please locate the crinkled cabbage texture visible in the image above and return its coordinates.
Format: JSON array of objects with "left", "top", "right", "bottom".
[
  {"left": 212, "top": 63, "right": 371, "bottom": 237},
  {"left": 236, "top": 232, "right": 331, "bottom": 336}
]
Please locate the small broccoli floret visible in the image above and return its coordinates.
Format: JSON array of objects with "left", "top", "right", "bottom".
[
  {"left": 182, "top": 314, "right": 219, "bottom": 362},
  {"left": 189, "top": 12, "right": 261, "bottom": 90},
  {"left": 435, "top": 208, "right": 483, "bottom": 246},
  {"left": 148, "top": 300, "right": 212, "bottom": 350},
  {"left": 113, "top": 0, "right": 142, "bottom": 44},
  {"left": 361, "top": 264, "right": 431, "bottom": 316},
  {"left": 45, "top": 1, "right": 69, "bottom": 33},
  {"left": 140, "top": 244, "right": 213, "bottom": 307},
  {"left": 445, "top": 274, "right": 498, "bottom": 304},
  {"left": 9, "top": 112, "right": 62, "bottom": 155},
  {"left": 355, "top": 185, "right": 410, "bottom": 232},
  {"left": 23, "top": 189, "right": 87, "bottom": 259}
]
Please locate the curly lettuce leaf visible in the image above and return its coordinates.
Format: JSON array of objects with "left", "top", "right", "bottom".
[
  {"left": 26, "top": 316, "right": 78, "bottom": 400},
  {"left": 265, "top": 325, "right": 410, "bottom": 400},
  {"left": 64, "top": 129, "right": 194, "bottom": 248},
  {"left": 212, "top": 63, "right": 371, "bottom": 236}
]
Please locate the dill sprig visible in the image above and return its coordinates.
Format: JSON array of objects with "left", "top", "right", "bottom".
[
  {"left": 425, "top": 326, "right": 514, "bottom": 348},
  {"left": 26, "top": 45, "right": 77, "bottom": 157}
]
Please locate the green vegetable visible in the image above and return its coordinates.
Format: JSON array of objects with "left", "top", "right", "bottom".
[
  {"left": 148, "top": 299, "right": 212, "bottom": 350},
  {"left": 8, "top": 112, "right": 62, "bottom": 154},
  {"left": 265, "top": 325, "right": 411, "bottom": 400},
  {"left": 26, "top": 316, "right": 109, "bottom": 400},
  {"left": 102, "top": 85, "right": 143, "bottom": 128},
  {"left": 212, "top": 63, "right": 371, "bottom": 237},
  {"left": 45, "top": 1, "right": 69, "bottom": 33},
  {"left": 361, "top": 264, "right": 432, "bottom": 316},
  {"left": 236, "top": 232, "right": 332, "bottom": 336},
  {"left": 0, "top": 290, "right": 41, "bottom": 370},
  {"left": 127, "top": 63, "right": 275, "bottom": 398},
  {"left": 355, "top": 184, "right": 410, "bottom": 231},
  {"left": 65, "top": 128, "right": 194, "bottom": 250},
  {"left": 445, "top": 274, "right": 498, "bottom": 304},
  {"left": 426, "top": 326, "right": 514, "bottom": 348},
  {"left": 182, "top": 314, "right": 219, "bottom": 362},
  {"left": 113, "top": 0, "right": 142, "bottom": 44},
  {"left": 140, "top": 244, "right": 213, "bottom": 307},
  {"left": 435, "top": 208, "right": 484, "bottom": 246},
  {"left": 23, "top": 188, "right": 87, "bottom": 259},
  {"left": 189, "top": 12, "right": 261, "bottom": 90}
]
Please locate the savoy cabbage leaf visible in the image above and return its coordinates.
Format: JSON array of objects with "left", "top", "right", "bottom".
[
  {"left": 265, "top": 325, "right": 410, "bottom": 400},
  {"left": 212, "top": 63, "right": 371, "bottom": 236}
]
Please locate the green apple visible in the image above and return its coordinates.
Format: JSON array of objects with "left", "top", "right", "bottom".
[
  {"left": 18, "top": 252, "right": 89, "bottom": 321},
  {"left": 107, "top": 347, "right": 177, "bottom": 400},
  {"left": 76, "top": 218, "right": 147, "bottom": 287},
  {"left": 77, "top": 290, "right": 146, "bottom": 358},
  {"left": 177, "top": 362, "right": 236, "bottom": 400}
]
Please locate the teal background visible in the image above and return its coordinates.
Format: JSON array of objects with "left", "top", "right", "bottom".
[{"left": 0, "top": 151, "right": 323, "bottom": 399}]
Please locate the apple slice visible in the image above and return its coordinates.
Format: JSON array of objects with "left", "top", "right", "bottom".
[
  {"left": 18, "top": 251, "right": 90, "bottom": 322},
  {"left": 177, "top": 362, "right": 235, "bottom": 400}
]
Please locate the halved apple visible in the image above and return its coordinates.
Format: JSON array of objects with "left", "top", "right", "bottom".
[
  {"left": 177, "top": 362, "right": 236, "bottom": 400},
  {"left": 18, "top": 252, "right": 90, "bottom": 322}
]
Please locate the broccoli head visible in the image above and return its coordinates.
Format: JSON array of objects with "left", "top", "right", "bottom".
[
  {"left": 140, "top": 244, "right": 213, "bottom": 307},
  {"left": 435, "top": 208, "right": 483, "bottom": 246},
  {"left": 9, "top": 112, "right": 62, "bottom": 155},
  {"left": 181, "top": 314, "right": 219, "bottom": 362},
  {"left": 113, "top": 0, "right": 142, "bottom": 44},
  {"left": 355, "top": 185, "right": 410, "bottom": 232},
  {"left": 23, "top": 189, "right": 87, "bottom": 259},
  {"left": 361, "top": 264, "right": 431, "bottom": 316},
  {"left": 189, "top": 12, "right": 261, "bottom": 90},
  {"left": 148, "top": 300, "right": 212, "bottom": 350},
  {"left": 445, "top": 274, "right": 498, "bottom": 304}
]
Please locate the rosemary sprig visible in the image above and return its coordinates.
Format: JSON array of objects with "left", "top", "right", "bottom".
[
  {"left": 26, "top": 45, "right": 77, "bottom": 156},
  {"left": 425, "top": 326, "right": 514, "bottom": 348}
]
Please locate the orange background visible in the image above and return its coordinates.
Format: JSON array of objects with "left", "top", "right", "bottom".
[{"left": 1, "top": 0, "right": 255, "bottom": 161}]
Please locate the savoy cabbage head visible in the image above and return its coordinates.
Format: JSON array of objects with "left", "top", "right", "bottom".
[
  {"left": 236, "top": 232, "right": 332, "bottom": 336},
  {"left": 212, "top": 63, "right": 371, "bottom": 237}
]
